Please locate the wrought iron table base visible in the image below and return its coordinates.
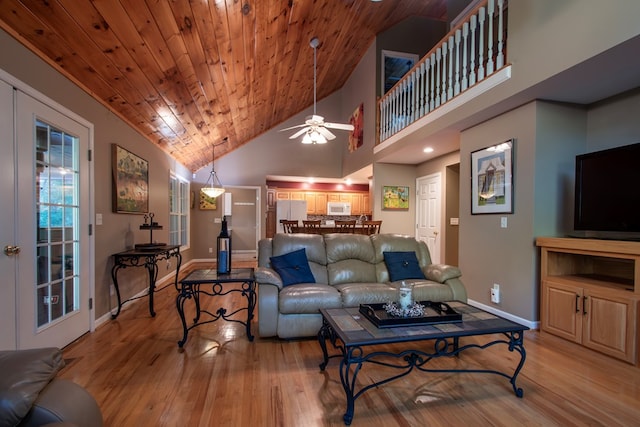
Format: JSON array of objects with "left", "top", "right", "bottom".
[
  {"left": 111, "top": 246, "right": 181, "bottom": 319},
  {"left": 318, "top": 319, "right": 526, "bottom": 425},
  {"left": 176, "top": 278, "right": 256, "bottom": 347}
]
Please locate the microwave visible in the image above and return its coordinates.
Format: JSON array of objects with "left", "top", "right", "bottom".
[{"left": 327, "top": 202, "right": 351, "bottom": 216}]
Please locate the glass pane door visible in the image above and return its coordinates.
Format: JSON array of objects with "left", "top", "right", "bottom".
[{"left": 35, "top": 120, "right": 80, "bottom": 328}]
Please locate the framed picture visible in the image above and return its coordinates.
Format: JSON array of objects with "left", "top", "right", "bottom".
[
  {"left": 383, "top": 186, "right": 409, "bottom": 210},
  {"left": 381, "top": 50, "right": 419, "bottom": 94},
  {"left": 471, "top": 139, "right": 514, "bottom": 214},
  {"left": 199, "top": 189, "right": 217, "bottom": 210},
  {"left": 348, "top": 103, "right": 364, "bottom": 153},
  {"left": 112, "top": 144, "right": 148, "bottom": 214}
]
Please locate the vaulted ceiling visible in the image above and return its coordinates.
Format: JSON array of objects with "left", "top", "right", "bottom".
[{"left": 0, "top": 0, "right": 449, "bottom": 172}]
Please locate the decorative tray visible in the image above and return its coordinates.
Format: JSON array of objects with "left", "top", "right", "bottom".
[
  {"left": 359, "top": 301, "right": 462, "bottom": 328},
  {"left": 134, "top": 243, "right": 168, "bottom": 251}
]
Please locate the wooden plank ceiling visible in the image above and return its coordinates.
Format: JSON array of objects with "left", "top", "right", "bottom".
[{"left": 0, "top": 0, "right": 447, "bottom": 172}]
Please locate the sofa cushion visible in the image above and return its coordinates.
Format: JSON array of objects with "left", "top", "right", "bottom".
[
  {"left": 279, "top": 284, "right": 343, "bottom": 314},
  {"left": 0, "top": 347, "right": 65, "bottom": 427},
  {"left": 334, "top": 283, "right": 398, "bottom": 307},
  {"left": 383, "top": 251, "right": 426, "bottom": 281},
  {"left": 270, "top": 249, "right": 315, "bottom": 287}
]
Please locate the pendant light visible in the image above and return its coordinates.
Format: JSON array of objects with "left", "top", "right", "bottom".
[{"left": 201, "top": 139, "right": 226, "bottom": 198}]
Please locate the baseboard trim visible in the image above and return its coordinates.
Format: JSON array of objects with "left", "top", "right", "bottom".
[{"left": 467, "top": 299, "right": 539, "bottom": 330}]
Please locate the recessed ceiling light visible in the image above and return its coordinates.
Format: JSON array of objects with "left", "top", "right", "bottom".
[{"left": 423, "top": 147, "right": 434, "bottom": 153}]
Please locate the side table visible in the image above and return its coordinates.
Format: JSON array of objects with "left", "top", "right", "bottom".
[
  {"left": 111, "top": 245, "right": 182, "bottom": 318},
  {"left": 176, "top": 268, "right": 255, "bottom": 347}
]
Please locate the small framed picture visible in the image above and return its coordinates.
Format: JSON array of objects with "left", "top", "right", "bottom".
[
  {"left": 199, "top": 189, "right": 217, "bottom": 210},
  {"left": 382, "top": 186, "right": 409, "bottom": 210},
  {"left": 471, "top": 139, "right": 514, "bottom": 214}
]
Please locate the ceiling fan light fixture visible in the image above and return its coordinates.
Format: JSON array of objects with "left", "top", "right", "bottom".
[{"left": 302, "top": 130, "right": 327, "bottom": 144}]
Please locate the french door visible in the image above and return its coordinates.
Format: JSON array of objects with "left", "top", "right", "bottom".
[{"left": 1, "top": 72, "right": 93, "bottom": 350}]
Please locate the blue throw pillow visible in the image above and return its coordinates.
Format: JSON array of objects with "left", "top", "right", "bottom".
[
  {"left": 383, "top": 251, "right": 426, "bottom": 282},
  {"left": 270, "top": 248, "right": 316, "bottom": 287}
]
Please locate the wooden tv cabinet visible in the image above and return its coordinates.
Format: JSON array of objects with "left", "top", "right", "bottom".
[{"left": 536, "top": 237, "right": 640, "bottom": 365}]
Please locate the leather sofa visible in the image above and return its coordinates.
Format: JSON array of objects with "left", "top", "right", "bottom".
[
  {"left": 0, "top": 347, "right": 103, "bottom": 427},
  {"left": 256, "top": 233, "right": 467, "bottom": 339}
]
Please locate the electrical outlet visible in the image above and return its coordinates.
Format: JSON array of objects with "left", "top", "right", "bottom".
[
  {"left": 167, "top": 260, "right": 171, "bottom": 270},
  {"left": 209, "top": 247, "right": 213, "bottom": 253},
  {"left": 491, "top": 284, "right": 500, "bottom": 303}
]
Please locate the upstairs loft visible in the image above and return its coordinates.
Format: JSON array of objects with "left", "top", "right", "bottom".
[{"left": 375, "top": 0, "right": 640, "bottom": 165}]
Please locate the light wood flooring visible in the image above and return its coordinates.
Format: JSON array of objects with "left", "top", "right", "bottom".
[{"left": 59, "top": 263, "right": 640, "bottom": 426}]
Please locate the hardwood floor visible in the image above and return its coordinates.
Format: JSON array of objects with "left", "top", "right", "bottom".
[{"left": 59, "top": 264, "right": 640, "bottom": 426}]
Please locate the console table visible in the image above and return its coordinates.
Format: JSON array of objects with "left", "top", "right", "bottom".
[
  {"left": 176, "top": 268, "right": 255, "bottom": 347},
  {"left": 111, "top": 245, "right": 182, "bottom": 319}
]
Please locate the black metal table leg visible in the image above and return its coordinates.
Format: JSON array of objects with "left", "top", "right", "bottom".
[{"left": 110, "top": 264, "right": 123, "bottom": 319}]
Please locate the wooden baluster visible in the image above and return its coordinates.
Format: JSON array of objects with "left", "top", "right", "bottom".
[
  {"left": 470, "top": 14, "right": 477, "bottom": 86},
  {"left": 447, "top": 35, "right": 454, "bottom": 100},
  {"left": 441, "top": 42, "right": 448, "bottom": 104},
  {"left": 462, "top": 22, "right": 469, "bottom": 91},
  {"left": 435, "top": 48, "right": 441, "bottom": 107},
  {"left": 478, "top": 6, "right": 486, "bottom": 81},
  {"left": 487, "top": 0, "right": 495, "bottom": 75},
  {"left": 454, "top": 29, "right": 461, "bottom": 96},
  {"left": 429, "top": 53, "right": 436, "bottom": 111},
  {"left": 497, "top": 0, "right": 505, "bottom": 69}
]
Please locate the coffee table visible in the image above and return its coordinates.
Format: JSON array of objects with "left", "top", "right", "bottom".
[
  {"left": 318, "top": 301, "right": 528, "bottom": 425},
  {"left": 176, "top": 268, "right": 255, "bottom": 347}
]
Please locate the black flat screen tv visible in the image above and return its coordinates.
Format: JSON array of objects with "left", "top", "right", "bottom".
[{"left": 574, "top": 142, "right": 640, "bottom": 233}]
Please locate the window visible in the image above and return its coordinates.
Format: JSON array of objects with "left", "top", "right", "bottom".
[{"left": 169, "top": 173, "right": 189, "bottom": 248}]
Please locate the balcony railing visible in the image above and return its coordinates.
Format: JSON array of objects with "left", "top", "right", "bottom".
[{"left": 378, "top": 0, "right": 508, "bottom": 144}]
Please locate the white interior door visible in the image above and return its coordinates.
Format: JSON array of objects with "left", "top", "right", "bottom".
[
  {"left": 416, "top": 173, "right": 442, "bottom": 264},
  {"left": 0, "top": 80, "right": 17, "bottom": 349},
  {"left": 15, "top": 90, "right": 92, "bottom": 349}
]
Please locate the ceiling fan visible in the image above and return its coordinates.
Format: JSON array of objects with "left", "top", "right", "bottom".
[{"left": 280, "top": 37, "right": 354, "bottom": 144}]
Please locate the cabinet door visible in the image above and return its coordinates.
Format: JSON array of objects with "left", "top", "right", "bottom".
[
  {"left": 362, "top": 194, "right": 371, "bottom": 214},
  {"left": 350, "top": 194, "right": 362, "bottom": 215},
  {"left": 315, "top": 193, "right": 328, "bottom": 214},
  {"left": 327, "top": 193, "right": 340, "bottom": 202},
  {"left": 583, "top": 290, "right": 638, "bottom": 363},
  {"left": 305, "top": 192, "right": 317, "bottom": 214},
  {"left": 541, "top": 280, "right": 582, "bottom": 343},
  {"left": 291, "top": 192, "right": 305, "bottom": 200},
  {"left": 276, "top": 191, "right": 290, "bottom": 200}
]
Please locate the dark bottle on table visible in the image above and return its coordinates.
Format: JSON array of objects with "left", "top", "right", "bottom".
[{"left": 217, "top": 215, "right": 231, "bottom": 274}]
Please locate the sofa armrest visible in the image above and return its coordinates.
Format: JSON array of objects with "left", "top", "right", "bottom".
[
  {"left": 424, "top": 264, "right": 462, "bottom": 283},
  {"left": 255, "top": 267, "right": 284, "bottom": 290},
  {"left": 0, "top": 347, "right": 65, "bottom": 427}
]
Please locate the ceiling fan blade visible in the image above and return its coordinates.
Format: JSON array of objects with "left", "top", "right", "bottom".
[
  {"left": 280, "top": 123, "right": 308, "bottom": 132},
  {"left": 325, "top": 122, "right": 355, "bottom": 131},
  {"left": 317, "top": 126, "right": 336, "bottom": 140},
  {"left": 288, "top": 127, "right": 311, "bottom": 139}
]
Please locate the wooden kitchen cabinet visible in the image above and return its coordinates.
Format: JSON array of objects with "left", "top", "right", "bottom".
[
  {"left": 537, "top": 237, "right": 640, "bottom": 364},
  {"left": 314, "top": 192, "right": 327, "bottom": 214}
]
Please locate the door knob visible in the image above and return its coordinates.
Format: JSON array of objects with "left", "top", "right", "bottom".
[{"left": 4, "top": 245, "right": 21, "bottom": 256}]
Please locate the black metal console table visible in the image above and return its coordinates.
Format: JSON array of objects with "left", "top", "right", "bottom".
[
  {"left": 111, "top": 245, "right": 182, "bottom": 319},
  {"left": 176, "top": 268, "right": 255, "bottom": 348}
]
